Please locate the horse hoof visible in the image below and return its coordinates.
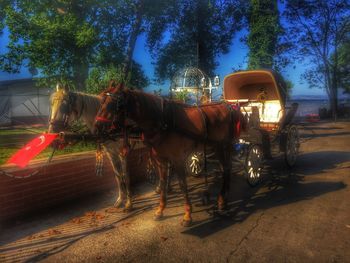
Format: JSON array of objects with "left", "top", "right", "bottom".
[
  {"left": 123, "top": 206, "right": 133, "bottom": 213},
  {"left": 155, "top": 186, "right": 161, "bottom": 194},
  {"left": 123, "top": 202, "right": 133, "bottom": 212},
  {"left": 181, "top": 219, "right": 192, "bottom": 227},
  {"left": 217, "top": 195, "right": 227, "bottom": 211},
  {"left": 114, "top": 199, "right": 123, "bottom": 208},
  {"left": 154, "top": 213, "right": 163, "bottom": 221},
  {"left": 217, "top": 204, "right": 226, "bottom": 212}
]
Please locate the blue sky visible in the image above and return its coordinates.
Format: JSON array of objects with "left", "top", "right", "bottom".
[{"left": 0, "top": 25, "right": 326, "bottom": 97}]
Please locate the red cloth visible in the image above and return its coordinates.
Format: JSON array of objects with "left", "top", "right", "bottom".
[{"left": 7, "top": 133, "right": 58, "bottom": 168}]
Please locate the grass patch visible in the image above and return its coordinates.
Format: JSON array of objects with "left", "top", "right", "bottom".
[
  {"left": 0, "top": 142, "right": 96, "bottom": 166},
  {"left": 0, "top": 127, "right": 98, "bottom": 166},
  {"left": 0, "top": 127, "right": 46, "bottom": 135}
]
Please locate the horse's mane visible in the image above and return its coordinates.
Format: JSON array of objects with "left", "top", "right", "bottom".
[
  {"left": 51, "top": 89, "right": 101, "bottom": 119},
  {"left": 75, "top": 91, "right": 100, "bottom": 104},
  {"left": 126, "top": 88, "right": 225, "bottom": 117},
  {"left": 74, "top": 92, "right": 101, "bottom": 117},
  {"left": 127, "top": 89, "right": 163, "bottom": 118},
  {"left": 99, "top": 82, "right": 125, "bottom": 96}
]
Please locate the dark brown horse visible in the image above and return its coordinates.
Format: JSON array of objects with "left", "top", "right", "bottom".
[{"left": 94, "top": 83, "right": 243, "bottom": 226}]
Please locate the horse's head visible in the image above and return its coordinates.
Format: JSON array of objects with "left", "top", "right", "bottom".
[
  {"left": 94, "top": 81, "right": 127, "bottom": 135},
  {"left": 48, "top": 83, "right": 79, "bottom": 133}
]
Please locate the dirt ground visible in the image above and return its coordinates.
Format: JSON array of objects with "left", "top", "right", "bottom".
[{"left": 1, "top": 121, "right": 349, "bottom": 263}]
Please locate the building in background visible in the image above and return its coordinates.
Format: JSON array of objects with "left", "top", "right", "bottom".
[{"left": 0, "top": 79, "right": 51, "bottom": 127}]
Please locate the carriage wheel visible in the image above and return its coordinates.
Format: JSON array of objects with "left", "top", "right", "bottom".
[
  {"left": 185, "top": 151, "right": 204, "bottom": 177},
  {"left": 284, "top": 125, "right": 300, "bottom": 168},
  {"left": 245, "top": 144, "right": 264, "bottom": 187}
]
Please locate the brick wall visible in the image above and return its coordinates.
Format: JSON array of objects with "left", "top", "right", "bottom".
[{"left": 0, "top": 144, "right": 149, "bottom": 222}]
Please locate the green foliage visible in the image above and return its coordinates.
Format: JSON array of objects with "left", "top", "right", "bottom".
[
  {"left": 0, "top": 0, "right": 10, "bottom": 35},
  {"left": 173, "top": 89, "right": 190, "bottom": 103},
  {"left": 0, "top": 0, "right": 148, "bottom": 91},
  {"left": 284, "top": 78, "right": 293, "bottom": 99},
  {"left": 285, "top": 0, "right": 350, "bottom": 117},
  {"left": 154, "top": 0, "right": 247, "bottom": 82},
  {"left": 337, "top": 38, "right": 350, "bottom": 93},
  {"left": 122, "top": 0, "right": 179, "bottom": 73},
  {"left": 86, "top": 63, "right": 149, "bottom": 94},
  {"left": 247, "top": 0, "right": 278, "bottom": 69}
]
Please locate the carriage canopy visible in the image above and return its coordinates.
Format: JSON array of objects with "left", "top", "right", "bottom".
[{"left": 223, "top": 69, "right": 287, "bottom": 107}]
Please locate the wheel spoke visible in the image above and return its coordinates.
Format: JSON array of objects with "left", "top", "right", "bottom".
[{"left": 245, "top": 145, "right": 263, "bottom": 186}]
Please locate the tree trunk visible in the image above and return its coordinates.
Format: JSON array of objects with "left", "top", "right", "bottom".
[
  {"left": 324, "top": 62, "right": 338, "bottom": 121},
  {"left": 331, "top": 83, "right": 338, "bottom": 121},
  {"left": 73, "top": 62, "right": 89, "bottom": 91},
  {"left": 123, "top": 0, "right": 144, "bottom": 79}
]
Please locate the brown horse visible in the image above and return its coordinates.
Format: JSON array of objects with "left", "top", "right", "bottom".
[{"left": 94, "top": 83, "right": 243, "bottom": 226}]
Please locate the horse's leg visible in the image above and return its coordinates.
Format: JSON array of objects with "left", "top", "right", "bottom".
[
  {"left": 154, "top": 160, "right": 168, "bottom": 220},
  {"left": 155, "top": 162, "right": 172, "bottom": 194},
  {"left": 105, "top": 147, "right": 125, "bottom": 208},
  {"left": 217, "top": 144, "right": 232, "bottom": 211},
  {"left": 120, "top": 153, "right": 133, "bottom": 212},
  {"left": 176, "top": 166, "right": 192, "bottom": 227},
  {"left": 166, "top": 162, "right": 173, "bottom": 193}
]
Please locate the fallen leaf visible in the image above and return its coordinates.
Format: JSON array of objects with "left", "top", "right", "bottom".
[
  {"left": 95, "top": 214, "right": 105, "bottom": 220},
  {"left": 85, "top": 211, "right": 96, "bottom": 217},
  {"left": 27, "top": 235, "right": 35, "bottom": 240},
  {"left": 160, "top": 236, "right": 168, "bottom": 241},
  {"left": 71, "top": 217, "right": 82, "bottom": 224},
  {"left": 105, "top": 207, "right": 119, "bottom": 213},
  {"left": 48, "top": 229, "right": 62, "bottom": 236},
  {"left": 346, "top": 225, "right": 350, "bottom": 228}
]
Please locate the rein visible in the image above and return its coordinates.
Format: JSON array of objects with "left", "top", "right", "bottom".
[
  {"left": 103, "top": 90, "right": 238, "bottom": 146},
  {"left": 95, "top": 116, "right": 112, "bottom": 123},
  {"left": 142, "top": 96, "right": 233, "bottom": 145}
]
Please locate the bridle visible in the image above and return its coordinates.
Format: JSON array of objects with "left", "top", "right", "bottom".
[
  {"left": 49, "top": 92, "right": 82, "bottom": 131},
  {"left": 97, "top": 91, "right": 128, "bottom": 128},
  {"left": 96, "top": 90, "right": 130, "bottom": 152}
]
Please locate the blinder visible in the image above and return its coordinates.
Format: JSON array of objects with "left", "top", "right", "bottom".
[{"left": 50, "top": 92, "right": 77, "bottom": 131}]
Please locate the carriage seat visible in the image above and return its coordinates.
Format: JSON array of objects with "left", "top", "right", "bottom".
[
  {"left": 244, "top": 106, "right": 273, "bottom": 158},
  {"left": 240, "top": 100, "right": 283, "bottom": 131}
]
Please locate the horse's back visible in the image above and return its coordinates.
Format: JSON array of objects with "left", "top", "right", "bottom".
[{"left": 172, "top": 102, "right": 234, "bottom": 141}]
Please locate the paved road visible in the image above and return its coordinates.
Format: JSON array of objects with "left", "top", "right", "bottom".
[{"left": 1, "top": 121, "right": 349, "bottom": 263}]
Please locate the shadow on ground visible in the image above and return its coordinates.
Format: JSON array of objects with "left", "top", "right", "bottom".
[
  {"left": 182, "top": 150, "right": 349, "bottom": 238},
  {"left": 0, "top": 148, "right": 349, "bottom": 261}
]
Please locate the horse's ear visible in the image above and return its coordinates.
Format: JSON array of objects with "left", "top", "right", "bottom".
[
  {"left": 56, "top": 83, "right": 63, "bottom": 92},
  {"left": 63, "top": 84, "right": 70, "bottom": 93},
  {"left": 56, "top": 83, "right": 69, "bottom": 93}
]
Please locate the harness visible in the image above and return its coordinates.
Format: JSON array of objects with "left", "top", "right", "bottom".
[
  {"left": 142, "top": 99, "right": 239, "bottom": 148},
  {"left": 103, "top": 92, "right": 240, "bottom": 151},
  {"left": 50, "top": 92, "right": 84, "bottom": 130}
]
